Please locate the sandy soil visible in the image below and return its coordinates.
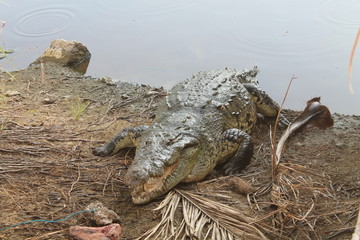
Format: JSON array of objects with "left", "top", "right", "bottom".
[{"left": 0, "top": 62, "right": 359, "bottom": 239}]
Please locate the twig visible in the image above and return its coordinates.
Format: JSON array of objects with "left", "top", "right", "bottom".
[
  {"left": 0, "top": 20, "right": 7, "bottom": 48},
  {"left": 140, "top": 96, "right": 156, "bottom": 115},
  {"left": 85, "top": 117, "right": 118, "bottom": 133},
  {"left": 110, "top": 94, "right": 145, "bottom": 111},
  {"left": 271, "top": 75, "right": 296, "bottom": 179},
  {"left": 2, "top": 186, "right": 24, "bottom": 210},
  {"left": 40, "top": 59, "right": 45, "bottom": 83},
  {"left": 102, "top": 167, "right": 114, "bottom": 196},
  {"left": 348, "top": 27, "right": 360, "bottom": 94},
  {"left": 24, "top": 229, "right": 67, "bottom": 240},
  {"left": 68, "top": 164, "right": 81, "bottom": 204},
  {"left": 100, "top": 100, "right": 116, "bottom": 122}
]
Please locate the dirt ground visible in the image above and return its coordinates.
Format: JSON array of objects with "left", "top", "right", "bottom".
[{"left": 0, "top": 62, "right": 359, "bottom": 239}]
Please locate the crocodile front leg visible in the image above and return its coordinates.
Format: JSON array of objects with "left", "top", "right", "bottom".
[
  {"left": 243, "top": 83, "right": 289, "bottom": 127},
  {"left": 218, "top": 128, "right": 254, "bottom": 175},
  {"left": 92, "top": 125, "right": 148, "bottom": 156}
]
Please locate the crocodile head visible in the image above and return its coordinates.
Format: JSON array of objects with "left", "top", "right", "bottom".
[{"left": 124, "top": 123, "right": 200, "bottom": 204}]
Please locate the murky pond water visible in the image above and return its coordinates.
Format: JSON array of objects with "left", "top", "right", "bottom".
[{"left": 1, "top": 0, "right": 359, "bottom": 114}]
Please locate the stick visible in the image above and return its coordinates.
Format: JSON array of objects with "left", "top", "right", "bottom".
[
  {"left": 271, "top": 75, "right": 296, "bottom": 179},
  {"left": 352, "top": 205, "right": 360, "bottom": 240},
  {"left": 25, "top": 229, "right": 67, "bottom": 240},
  {"left": 348, "top": 27, "right": 360, "bottom": 94},
  {"left": 68, "top": 164, "right": 81, "bottom": 204}
]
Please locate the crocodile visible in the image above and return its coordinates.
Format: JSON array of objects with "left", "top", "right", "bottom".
[{"left": 93, "top": 67, "right": 287, "bottom": 204}]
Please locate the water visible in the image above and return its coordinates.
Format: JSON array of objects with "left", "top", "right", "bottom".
[{"left": 1, "top": 0, "right": 359, "bottom": 114}]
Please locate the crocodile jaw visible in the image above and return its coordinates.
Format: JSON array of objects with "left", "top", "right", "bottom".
[
  {"left": 126, "top": 145, "right": 198, "bottom": 204},
  {"left": 130, "top": 163, "right": 180, "bottom": 204}
]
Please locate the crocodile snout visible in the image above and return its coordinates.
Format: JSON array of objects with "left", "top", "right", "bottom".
[{"left": 124, "top": 168, "right": 149, "bottom": 188}]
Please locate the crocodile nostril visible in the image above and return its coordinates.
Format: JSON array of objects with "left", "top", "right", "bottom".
[{"left": 124, "top": 168, "right": 149, "bottom": 187}]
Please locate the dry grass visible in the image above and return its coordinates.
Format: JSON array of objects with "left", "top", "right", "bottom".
[
  {"left": 253, "top": 89, "right": 358, "bottom": 239},
  {"left": 0, "top": 66, "right": 152, "bottom": 238},
  {"left": 1, "top": 65, "right": 359, "bottom": 239}
]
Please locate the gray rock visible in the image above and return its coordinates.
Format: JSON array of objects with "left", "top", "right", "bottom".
[{"left": 34, "top": 39, "right": 91, "bottom": 74}]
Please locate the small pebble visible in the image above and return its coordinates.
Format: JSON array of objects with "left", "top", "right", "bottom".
[
  {"left": 42, "top": 98, "right": 56, "bottom": 104},
  {"left": 4, "top": 90, "right": 21, "bottom": 97}
]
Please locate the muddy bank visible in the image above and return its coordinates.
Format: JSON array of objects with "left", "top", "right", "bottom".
[{"left": 0, "top": 62, "right": 359, "bottom": 239}]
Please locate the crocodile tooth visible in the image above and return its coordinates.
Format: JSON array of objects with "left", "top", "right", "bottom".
[{"left": 144, "top": 178, "right": 162, "bottom": 192}]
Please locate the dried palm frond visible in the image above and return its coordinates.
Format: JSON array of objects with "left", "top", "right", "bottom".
[
  {"left": 275, "top": 97, "right": 333, "bottom": 166},
  {"left": 138, "top": 189, "right": 285, "bottom": 240}
]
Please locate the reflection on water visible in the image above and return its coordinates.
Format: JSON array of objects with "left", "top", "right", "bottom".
[{"left": 1, "top": 0, "right": 359, "bottom": 114}]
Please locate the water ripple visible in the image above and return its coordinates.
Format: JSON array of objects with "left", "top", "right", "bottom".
[
  {"left": 319, "top": 0, "right": 360, "bottom": 25},
  {"left": 15, "top": 7, "right": 74, "bottom": 37},
  {"left": 98, "top": 0, "right": 205, "bottom": 17}
]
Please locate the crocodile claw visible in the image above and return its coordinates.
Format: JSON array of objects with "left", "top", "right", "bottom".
[{"left": 278, "top": 114, "right": 290, "bottom": 129}]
